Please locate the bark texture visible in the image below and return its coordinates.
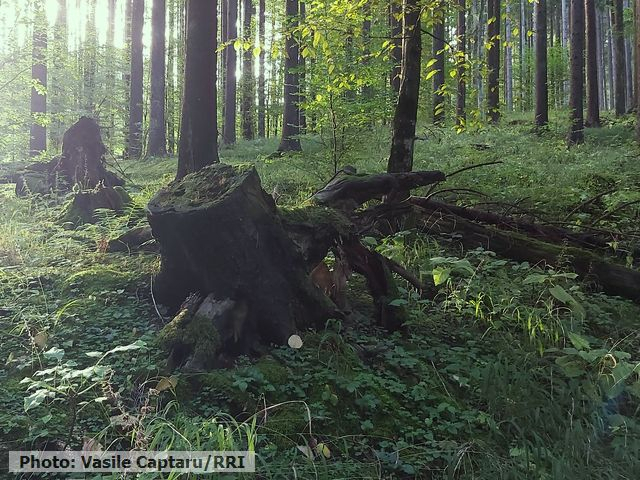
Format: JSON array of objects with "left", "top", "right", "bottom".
[
  {"left": 486, "top": 0, "right": 501, "bottom": 123},
  {"left": 585, "top": 0, "right": 601, "bottom": 127},
  {"left": 148, "top": 0, "right": 167, "bottom": 156},
  {"left": 567, "top": 0, "right": 585, "bottom": 145},
  {"left": 128, "top": 0, "right": 144, "bottom": 159},
  {"left": 534, "top": 0, "right": 548, "bottom": 126}
]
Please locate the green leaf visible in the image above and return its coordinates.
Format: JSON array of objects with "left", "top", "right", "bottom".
[
  {"left": 549, "top": 285, "right": 574, "bottom": 304},
  {"left": 43, "top": 347, "right": 65, "bottom": 362},
  {"left": 105, "top": 340, "right": 146, "bottom": 356},
  {"left": 567, "top": 332, "right": 590, "bottom": 351},
  {"left": 24, "top": 389, "right": 53, "bottom": 412},
  {"left": 555, "top": 356, "right": 585, "bottom": 378},
  {"left": 432, "top": 267, "right": 450, "bottom": 286}
]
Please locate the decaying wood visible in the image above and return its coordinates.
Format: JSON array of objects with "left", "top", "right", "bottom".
[
  {"left": 14, "top": 117, "right": 124, "bottom": 196},
  {"left": 60, "top": 184, "right": 131, "bottom": 225}
]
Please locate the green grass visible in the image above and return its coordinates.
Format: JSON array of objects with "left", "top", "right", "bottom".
[{"left": 0, "top": 113, "right": 639, "bottom": 479}]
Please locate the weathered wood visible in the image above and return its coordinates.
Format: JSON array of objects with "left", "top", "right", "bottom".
[
  {"left": 148, "top": 163, "right": 337, "bottom": 357},
  {"left": 312, "top": 170, "right": 446, "bottom": 210},
  {"left": 60, "top": 185, "right": 131, "bottom": 225}
]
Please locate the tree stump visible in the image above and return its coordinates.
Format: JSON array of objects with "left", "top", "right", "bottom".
[
  {"left": 147, "top": 164, "right": 336, "bottom": 357},
  {"left": 15, "top": 117, "right": 123, "bottom": 196}
]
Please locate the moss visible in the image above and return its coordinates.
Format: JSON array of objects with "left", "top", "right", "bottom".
[
  {"left": 279, "top": 204, "right": 353, "bottom": 237},
  {"left": 150, "top": 163, "right": 256, "bottom": 211},
  {"left": 252, "top": 356, "right": 290, "bottom": 385}
]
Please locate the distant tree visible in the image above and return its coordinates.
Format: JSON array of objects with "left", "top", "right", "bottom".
[
  {"left": 177, "top": 0, "right": 219, "bottom": 179},
  {"left": 387, "top": 0, "right": 421, "bottom": 185},
  {"left": 148, "top": 0, "right": 167, "bottom": 156},
  {"left": 534, "top": 0, "right": 548, "bottom": 127},
  {"left": 456, "top": 0, "right": 466, "bottom": 128},
  {"left": 277, "top": 0, "right": 302, "bottom": 152},
  {"left": 567, "top": 0, "right": 585, "bottom": 145},
  {"left": 223, "top": 0, "right": 238, "bottom": 145},
  {"left": 30, "top": 0, "right": 47, "bottom": 156},
  {"left": 504, "top": 1, "right": 513, "bottom": 111},
  {"left": 486, "top": 0, "right": 501, "bottom": 123},
  {"left": 432, "top": 2, "right": 445, "bottom": 125},
  {"left": 258, "top": 0, "right": 266, "bottom": 137},
  {"left": 636, "top": 0, "right": 640, "bottom": 140},
  {"left": 585, "top": 0, "right": 601, "bottom": 127},
  {"left": 612, "top": 0, "right": 626, "bottom": 115},
  {"left": 128, "top": 0, "right": 144, "bottom": 158},
  {"left": 241, "top": 0, "right": 255, "bottom": 140},
  {"left": 84, "top": 0, "right": 97, "bottom": 112}
]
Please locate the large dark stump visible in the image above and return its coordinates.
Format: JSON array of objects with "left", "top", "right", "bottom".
[
  {"left": 15, "top": 117, "right": 123, "bottom": 196},
  {"left": 148, "top": 164, "right": 336, "bottom": 360}
]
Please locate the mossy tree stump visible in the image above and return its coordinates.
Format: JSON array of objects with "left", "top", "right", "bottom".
[{"left": 148, "top": 164, "right": 336, "bottom": 360}]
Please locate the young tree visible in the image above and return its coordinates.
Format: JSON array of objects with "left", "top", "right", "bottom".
[
  {"left": 567, "top": 0, "right": 585, "bottom": 145},
  {"left": 176, "top": 0, "right": 219, "bottom": 179},
  {"left": 148, "top": 0, "right": 168, "bottom": 156},
  {"left": 241, "top": 0, "right": 255, "bottom": 139},
  {"left": 585, "top": 0, "right": 601, "bottom": 127},
  {"left": 223, "top": 0, "right": 238, "bottom": 145},
  {"left": 456, "top": 0, "right": 466, "bottom": 128},
  {"left": 258, "top": 0, "right": 266, "bottom": 137},
  {"left": 128, "top": 0, "right": 145, "bottom": 158},
  {"left": 277, "top": 0, "right": 302, "bottom": 152},
  {"left": 432, "top": 3, "right": 445, "bottom": 125},
  {"left": 30, "top": 0, "right": 47, "bottom": 156},
  {"left": 612, "top": 0, "right": 626, "bottom": 115},
  {"left": 387, "top": 0, "right": 421, "bottom": 183},
  {"left": 486, "top": 0, "right": 501, "bottom": 123},
  {"left": 534, "top": 0, "right": 548, "bottom": 126}
]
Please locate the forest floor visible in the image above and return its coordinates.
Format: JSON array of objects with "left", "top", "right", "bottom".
[{"left": 1, "top": 112, "right": 640, "bottom": 479}]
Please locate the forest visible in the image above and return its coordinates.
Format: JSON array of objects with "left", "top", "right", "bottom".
[{"left": 0, "top": 0, "right": 639, "bottom": 478}]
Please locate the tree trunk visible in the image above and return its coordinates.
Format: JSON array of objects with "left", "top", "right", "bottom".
[
  {"left": 83, "top": 0, "right": 97, "bottom": 112},
  {"left": 148, "top": 0, "right": 168, "bottom": 156},
  {"left": 612, "top": 0, "right": 626, "bottom": 115},
  {"left": 258, "top": 0, "right": 266, "bottom": 137},
  {"left": 128, "top": 0, "right": 144, "bottom": 159},
  {"left": 585, "top": 0, "right": 601, "bottom": 127},
  {"left": 241, "top": 0, "right": 255, "bottom": 140},
  {"left": 167, "top": 0, "right": 176, "bottom": 154},
  {"left": 432, "top": 3, "right": 446, "bottom": 125},
  {"left": 277, "top": 0, "right": 302, "bottom": 152},
  {"left": 636, "top": 0, "right": 640, "bottom": 140},
  {"left": 176, "top": 0, "right": 219, "bottom": 179},
  {"left": 505, "top": 1, "right": 513, "bottom": 112},
  {"left": 299, "top": 0, "right": 307, "bottom": 131},
  {"left": 567, "top": 0, "right": 585, "bottom": 145},
  {"left": 390, "top": 0, "right": 402, "bottom": 94},
  {"left": 534, "top": 0, "right": 549, "bottom": 127},
  {"left": 561, "top": 0, "right": 569, "bottom": 102},
  {"left": 387, "top": 0, "right": 421, "bottom": 188},
  {"left": 50, "top": 0, "right": 67, "bottom": 149},
  {"left": 519, "top": 0, "right": 525, "bottom": 109},
  {"left": 456, "top": 0, "right": 466, "bottom": 128},
  {"left": 223, "top": 0, "right": 238, "bottom": 145},
  {"left": 597, "top": 5, "right": 607, "bottom": 110},
  {"left": 487, "top": 0, "right": 501, "bottom": 123},
  {"left": 30, "top": 0, "right": 47, "bottom": 157}
]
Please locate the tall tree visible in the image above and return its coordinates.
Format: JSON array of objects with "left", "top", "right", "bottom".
[
  {"left": 534, "top": 0, "right": 548, "bottom": 126},
  {"left": 504, "top": 1, "right": 513, "bottom": 111},
  {"left": 223, "top": 0, "right": 238, "bottom": 145},
  {"left": 241, "top": 0, "right": 255, "bottom": 139},
  {"left": 128, "top": 0, "right": 145, "bottom": 158},
  {"left": 177, "top": 0, "right": 219, "bottom": 178},
  {"left": 390, "top": 0, "right": 402, "bottom": 94},
  {"left": 258, "top": 0, "right": 266, "bottom": 137},
  {"left": 585, "top": 0, "right": 601, "bottom": 126},
  {"left": 84, "top": 0, "right": 97, "bottom": 111},
  {"left": 567, "top": 0, "right": 585, "bottom": 145},
  {"left": 432, "top": 3, "right": 445, "bottom": 125},
  {"left": 635, "top": 0, "right": 640, "bottom": 140},
  {"left": 387, "top": 0, "right": 421, "bottom": 186},
  {"left": 486, "top": 0, "right": 501, "bottom": 123},
  {"left": 456, "top": 0, "right": 466, "bottom": 128},
  {"left": 277, "top": 0, "right": 302, "bottom": 152},
  {"left": 50, "top": 0, "right": 67, "bottom": 146},
  {"left": 148, "top": 0, "right": 168, "bottom": 156},
  {"left": 30, "top": 0, "right": 47, "bottom": 156},
  {"left": 612, "top": 0, "right": 626, "bottom": 114}
]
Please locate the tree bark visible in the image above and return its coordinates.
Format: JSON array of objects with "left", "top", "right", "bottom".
[
  {"left": 456, "top": 0, "right": 466, "bottom": 128},
  {"left": 636, "top": 0, "right": 640, "bottom": 140},
  {"left": 567, "top": 0, "right": 585, "bottom": 145},
  {"left": 30, "top": 0, "right": 47, "bottom": 157},
  {"left": 277, "top": 0, "right": 302, "bottom": 152},
  {"left": 241, "top": 0, "right": 255, "bottom": 140},
  {"left": 128, "top": 0, "right": 145, "bottom": 159},
  {"left": 387, "top": 0, "right": 421, "bottom": 191},
  {"left": 390, "top": 0, "right": 402, "bottom": 94},
  {"left": 505, "top": 1, "right": 513, "bottom": 111},
  {"left": 612, "top": 0, "right": 627, "bottom": 115},
  {"left": 534, "top": 0, "right": 548, "bottom": 127},
  {"left": 223, "top": 0, "right": 238, "bottom": 145},
  {"left": 258, "top": 0, "right": 266, "bottom": 137},
  {"left": 148, "top": 0, "right": 168, "bottom": 156},
  {"left": 432, "top": 3, "right": 446, "bottom": 125},
  {"left": 585, "top": 0, "right": 601, "bottom": 127},
  {"left": 176, "top": 0, "right": 219, "bottom": 179},
  {"left": 487, "top": 0, "right": 501, "bottom": 123}
]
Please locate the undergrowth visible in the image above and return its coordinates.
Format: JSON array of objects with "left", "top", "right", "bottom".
[{"left": 0, "top": 116, "right": 639, "bottom": 479}]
